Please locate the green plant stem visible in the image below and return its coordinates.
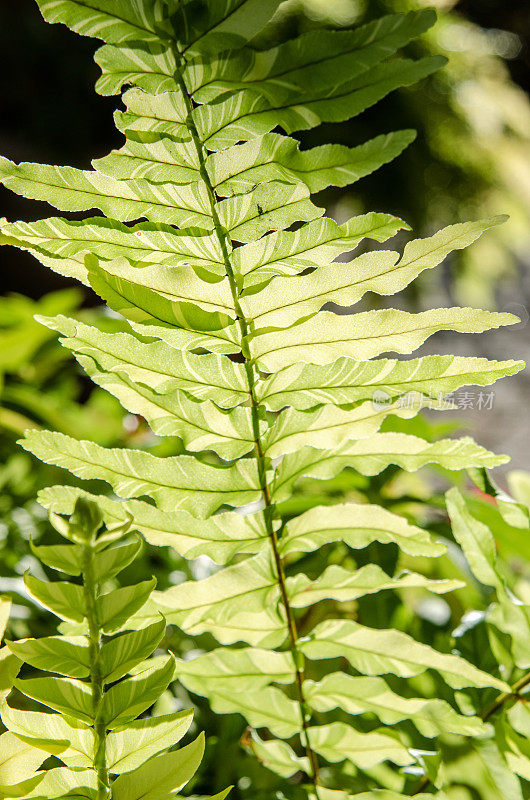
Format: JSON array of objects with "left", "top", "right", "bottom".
[
  {"left": 82, "top": 535, "right": 110, "bottom": 800},
  {"left": 481, "top": 671, "right": 530, "bottom": 722},
  {"left": 411, "top": 670, "right": 530, "bottom": 795},
  {"left": 172, "top": 51, "right": 321, "bottom": 793},
  {"left": 0, "top": 407, "right": 41, "bottom": 435}
]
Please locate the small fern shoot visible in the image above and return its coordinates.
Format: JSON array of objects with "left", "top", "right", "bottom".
[
  {"left": 0, "top": 498, "right": 220, "bottom": 800},
  {"left": 0, "top": 0, "right": 525, "bottom": 796}
]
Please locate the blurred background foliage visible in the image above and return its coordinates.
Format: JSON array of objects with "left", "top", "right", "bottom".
[
  {"left": 274, "top": 0, "right": 530, "bottom": 309},
  {"left": 1, "top": 1, "right": 530, "bottom": 797}
]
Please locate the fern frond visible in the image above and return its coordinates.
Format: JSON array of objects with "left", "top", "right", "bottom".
[
  {"left": 241, "top": 218, "right": 505, "bottom": 327},
  {"left": 271, "top": 434, "right": 508, "bottom": 502},
  {"left": 37, "top": 315, "right": 248, "bottom": 407},
  {"left": 234, "top": 213, "right": 408, "bottom": 286},
  {"left": 0, "top": 216, "right": 225, "bottom": 283},
  {"left": 2, "top": 0, "right": 524, "bottom": 794},
  {"left": 21, "top": 429, "right": 261, "bottom": 515},
  {"left": 0, "top": 156, "right": 213, "bottom": 227},
  {"left": 39, "top": 485, "right": 269, "bottom": 564},
  {"left": 258, "top": 354, "right": 524, "bottom": 410},
  {"left": 299, "top": 619, "right": 508, "bottom": 690},
  {"left": 250, "top": 307, "right": 516, "bottom": 370},
  {"left": 278, "top": 503, "right": 446, "bottom": 557},
  {"left": 0, "top": 498, "right": 220, "bottom": 800},
  {"left": 304, "top": 673, "right": 488, "bottom": 737},
  {"left": 287, "top": 564, "right": 462, "bottom": 606}
]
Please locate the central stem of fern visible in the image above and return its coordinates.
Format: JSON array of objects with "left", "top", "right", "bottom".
[
  {"left": 82, "top": 533, "right": 110, "bottom": 800},
  {"left": 172, "top": 53, "right": 321, "bottom": 790}
]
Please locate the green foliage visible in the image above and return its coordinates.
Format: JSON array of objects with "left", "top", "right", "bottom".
[
  {"left": 0, "top": 498, "right": 219, "bottom": 800},
  {"left": 0, "top": 1, "right": 527, "bottom": 797},
  {"left": 0, "top": 289, "right": 132, "bottom": 632},
  {"left": 397, "top": 474, "right": 530, "bottom": 797},
  {"left": 0, "top": 290, "right": 126, "bottom": 443},
  {"left": 0, "top": 597, "right": 20, "bottom": 706}
]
